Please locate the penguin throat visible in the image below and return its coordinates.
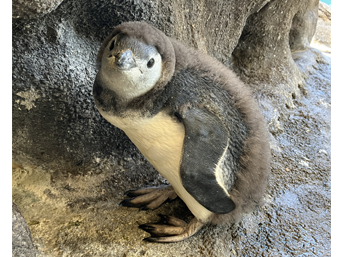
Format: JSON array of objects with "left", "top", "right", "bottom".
[{"left": 98, "top": 69, "right": 143, "bottom": 101}]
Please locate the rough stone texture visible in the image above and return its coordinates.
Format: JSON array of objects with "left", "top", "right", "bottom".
[
  {"left": 12, "top": 202, "right": 37, "bottom": 257},
  {"left": 311, "top": 2, "right": 331, "bottom": 54},
  {"left": 12, "top": 0, "right": 330, "bottom": 256},
  {"left": 231, "top": 0, "right": 319, "bottom": 111},
  {"left": 12, "top": 0, "right": 278, "bottom": 177},
  {"left": 12, "top": 0, "right": 63, "bottom": 19},
  {"left": 12, "top": 0, "right": 64, "bottom": 19},
  {"left": 289, "top": 0, "right": 319, "bottom": 52}
]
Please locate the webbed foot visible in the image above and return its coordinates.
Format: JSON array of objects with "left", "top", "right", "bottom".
[
  {"left": 139, "top": 215, "right": 204, "bottom": 243},
  {"left": 120, "top": 185, "right": 178, "bottom": 210}
]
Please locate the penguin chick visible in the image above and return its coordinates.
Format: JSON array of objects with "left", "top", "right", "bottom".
[{"left": 93, "top": 21, "right": 270, "bottom": 243}]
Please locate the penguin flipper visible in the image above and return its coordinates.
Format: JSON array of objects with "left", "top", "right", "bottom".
[{"left": 177, "top": 107, "right": 236, "bottom": 214}]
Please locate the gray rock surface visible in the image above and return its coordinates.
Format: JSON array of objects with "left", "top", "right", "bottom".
[
  {"left": 289, "top": 0, "right": 319, "bottom": 52},
  {"left": 12, "top": 0, "right": 330, "bottom": 256},
  {"left": 311, "top": 2, "right": 331, "bottom": 53},
  {"left": 13, "top": 0, "right": 280, "bottom": 176},
  {"left": 12, "top": 0, "right": 64, "bottom": 19},
  {"left": 12, "top": 202, "right": 36, "bottom": 257}
]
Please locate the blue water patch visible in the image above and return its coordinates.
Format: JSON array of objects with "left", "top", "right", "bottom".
[{"left": 320, "top": 0, "right": 331, "bottom": 5}]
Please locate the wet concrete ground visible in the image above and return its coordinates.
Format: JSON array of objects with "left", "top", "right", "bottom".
[{"left": 12, "top": 44, "right": 331, "bottom": 256}]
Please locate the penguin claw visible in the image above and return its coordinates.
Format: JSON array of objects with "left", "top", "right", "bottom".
[
  {"left": 138, "top": 222, "right": 183, "bottom": 237},
  {"left": 138, "top": 224, "right": 150, "bottom": 230},
  {"left": 142, "top": 237, "right": 159, "bottom": 242},
  {"left": 119, "top": 198, "right": 154, "bottom": 210},
  {"left": 124, "top": 190, "right": 135, "bottom": 196},
  {"left": 119, "top": 185, "right": 178, "bottom": 210},
  {"left": 139, "top": 206, "right": 149, "bottom": 211},
  {"left": 119, "top": 198, "right": 128, "bottom": 206},
  {"left": 119, "top": 198, "right": 143, "bottom": 208},
  {"left": 123, "top": 186, "right": 165, "bottom": 197},
  {"left": 139, "top": 217, "right": 205, "bottom": 243}
]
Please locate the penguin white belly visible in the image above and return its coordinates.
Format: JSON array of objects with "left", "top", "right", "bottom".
[{"left": 99, "top": 110, "right": 213, "bottom": 222}]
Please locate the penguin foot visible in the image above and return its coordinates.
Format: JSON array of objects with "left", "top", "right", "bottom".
[
  {"left": 139, "top": 215, "right": 204, "bottom": 243},
  {"left": 120, "top": 185, "right": 178, "bottom": 210}
]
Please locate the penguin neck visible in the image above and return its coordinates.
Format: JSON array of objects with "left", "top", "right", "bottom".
[
  {"left": 98, "top": 68, "right": 153, "bottom": 103},
  {"left": 94, "top": 69, "right": 174, "bottom": 118}
]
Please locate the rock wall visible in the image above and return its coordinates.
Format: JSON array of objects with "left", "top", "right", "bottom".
[
  {"left": 12, "top": 0, "right": 330, "bottom": 256},
  {"left": 12, "top": 202, "right": 36, "bottom": 257},
  {"left": 311, "top": 2, "right": 331, "bottom": 53},
  {"left": 12, "top": 0, "right": 319, "bottom": 174}
]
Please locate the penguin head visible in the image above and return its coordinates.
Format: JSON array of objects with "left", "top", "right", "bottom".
[
  {"left": 97, "top": 22, "right": 176, "bottom": 104},
  {"left": 99, "top": 33, "right": 163, "bottom": 101}
]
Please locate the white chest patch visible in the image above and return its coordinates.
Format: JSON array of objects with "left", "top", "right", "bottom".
[{"left": 98, "top": 109, "right": 213, "bottom": 222}]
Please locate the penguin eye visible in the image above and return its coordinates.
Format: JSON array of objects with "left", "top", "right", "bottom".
[{"left": 147, "top": 58, "right": 155, "bottom": 68}]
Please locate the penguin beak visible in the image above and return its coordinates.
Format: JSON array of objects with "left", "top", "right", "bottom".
[{"left": 115, "top": 50, "right": 137, "bottom": 70}]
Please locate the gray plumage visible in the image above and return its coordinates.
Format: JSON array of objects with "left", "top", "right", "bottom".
[{"left": 93, "top": 21, "right": 270, "bottom": 240}]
